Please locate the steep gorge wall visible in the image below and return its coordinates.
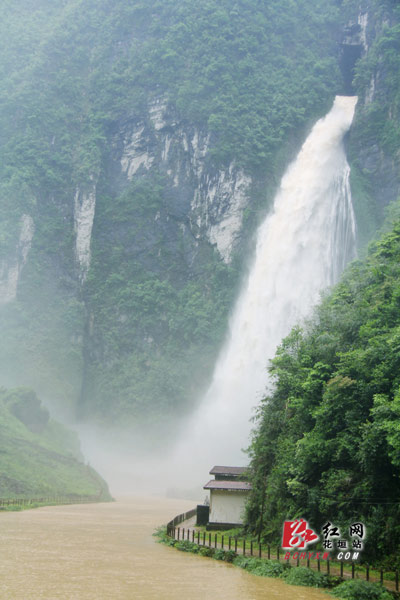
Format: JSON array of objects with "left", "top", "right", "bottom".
[
  {"left": 345, "top": 0, "right": 400, "bottom": 245},
  {"left": 1, "top": 0, "right": 399, "bottom": 432},
  {"left": 78, "top": 98, "right": 261, "bottom": 425}
]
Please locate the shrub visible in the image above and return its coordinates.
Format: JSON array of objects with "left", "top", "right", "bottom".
[
  {"left": 330, "top": 580, "right": 393, "bottom": 600},
  {"left": 252, "top": 560, "right": 286, "bottom": 577},
  {"left": 199, "top": 547, "right": 215, "bottom": 557},
  {"left": 175, "top": 541, "right": 198, "bottom": 552},
  {"left": 153, "top": 526, "right": 177, "bottom": 547},
  {"left": 232, "top": 556, "right": 286, "bottom": 578},
  {"left": 324, "top": 575, "right": 343, "bottom": 589},
  {"left": 223, "top": 550, "right": 237, "bottom": 563},
  {"left": 214, "top": 549, "right": 226, "bottom": 560},
  {"left": 283, "top": 567, "right": 329, "bottom": 588},
  {"left": 233, "top": 556, "right": 258, "bottom": 569}
]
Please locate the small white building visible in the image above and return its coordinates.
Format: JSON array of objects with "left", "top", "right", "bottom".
[{"left": 204, "top": 466, "right": 251, "bottom": 530}]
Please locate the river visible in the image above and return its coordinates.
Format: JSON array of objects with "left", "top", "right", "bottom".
[{"left": 0, "top": 497, "right": 331, "bottom": 600}]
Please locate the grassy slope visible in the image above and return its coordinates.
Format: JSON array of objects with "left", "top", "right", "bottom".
[{"left": 0, "top": 388, "right": 110, "bottom": 499}]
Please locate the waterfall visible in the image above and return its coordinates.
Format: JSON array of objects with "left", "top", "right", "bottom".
[
  {"left": 77, "top": 96, "right": 358, "bottom": 495},
  {"left": 171, "top": 95, "right": 358, "bottom": 486}
]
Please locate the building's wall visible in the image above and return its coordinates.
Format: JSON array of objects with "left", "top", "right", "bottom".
[{"left": 209, "top": 490, "right": 249, "bottom": 524}]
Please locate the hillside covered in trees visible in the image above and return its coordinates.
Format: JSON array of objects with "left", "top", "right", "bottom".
[
  {"left": 246, "top": 0, "right": 400, "bottom": 566},
  {"left": 0, "top": 0, "right": 387, "bottom": 433},
  {"left": 246, "top": 215, "right": 400, "bottom": 565},
  {"left": 1, "top": 0, "right": 400, "bottom": 505}
]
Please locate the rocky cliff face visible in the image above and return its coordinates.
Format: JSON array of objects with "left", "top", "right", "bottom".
[
  {"left": 345, "top": 0, "right": 400, "bottom": 244},
  {"left": 0, "top": 86, "right": 258, "bottom": 428},
  {"left": 78, "top": 99, "right": 256, "bottom": 425},
  {"left": 0, "top": 0, "right": 398, "bottom": 434},
  {"left": 0, "top": 215, "right": 34, "bottom": 305},
  {"left": 114, "top": 98, "right": 252, "bottom": 266}
]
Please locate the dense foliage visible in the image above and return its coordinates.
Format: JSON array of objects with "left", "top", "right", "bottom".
[
  {"left": 246, "top": 218, "right": 400, "bottom": 565},
  {"left": 0, "top": 0, "right": 345, "bottom": 425},
  {"left": 331, "top": 580, "right": 392, "bottom": 600}
]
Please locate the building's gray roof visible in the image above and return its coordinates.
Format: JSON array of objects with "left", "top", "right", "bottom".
[
  {"left": 209, "top": 466, "right": 249, "bottom": 476},
  {"left": 204, "top": 479, "right": 252, "bottom": 491}
]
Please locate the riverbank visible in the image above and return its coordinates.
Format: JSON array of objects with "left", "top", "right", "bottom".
[
  {"left": 157, "top": 522, "right": 396, "bottom": 600},
  {"left": 0, "top": 494, "right": 110, "bottom": 511}
]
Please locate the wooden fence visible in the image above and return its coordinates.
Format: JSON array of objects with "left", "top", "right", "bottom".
[
  {"left": 166, "top": 511, "right": 399, "bottom": 595},
  {"left": 0, "top": 495, "right": 100, "bottom": 508},
  {"left": 166, "top": 507, "right": 197, "bottom": 534}
]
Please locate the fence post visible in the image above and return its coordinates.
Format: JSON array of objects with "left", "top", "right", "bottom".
[
  {"left": 352, "top": 563, "right": 355, "bottom": 579},
  {"left": 259, "top": 543, "right": 262, "bottom": 558},
  {"left": 243, "top": 540, "right": 246, "bottom": 556},
  {"left": 192, "top": 530, "right": 195, "bottom": 543},
  {"left": 187, "top": 529, "right": 190, "bottom": 541},
  {"left": 235, "top": 537, "right": 238, "bottom": 553},
  {"left": 366, "top": 564, "right": 369, "bottom": 581},
  {"left": 268, "top": 545, "right": 270, "bottom": 560},
  {"left": 208, "top": 533, "right": 211, "bottom": 547},
  {"left": 297, "top": 554, "right": 299, "bottom": 567},
  {"left": 318, "top": 559, "right": 320, "bottom": 572},
  {"left": 380, "top": 569, "right": 383, "bottom": 585},
  {"left": 214, "top": 534, "right": 217, "bottom": 548},
  {"left": 203, "top": 532, "right": 206, "bottom": 546},
  {"left": 197, "top": 531, "right": 200, "bottom": 544},
  {"left": 250, "top": 541, "right": 253, "bottom": 556},
  {"left": 307, "top": 556, "right": 310, "bottom": 569},
  {"left": 229, "top": 536, "right": 231, "bottom": 550},
  {"left": 327, "top": 558, "right": 330, "bottom": 575},
  {"left": 177, "top": 528, "right": 180, "bottom": 540},
  {"left": 396, "top": 570, "right": 398, "bottom": 591},
  {"left": 340, "top": 561, "right": 343, "bottom": 578},
  {"left": 221, "top": 535, "right": 224, "bottom": 549},
  {"left": 277, "top": 547, "right": 280, "bottom": 561}
]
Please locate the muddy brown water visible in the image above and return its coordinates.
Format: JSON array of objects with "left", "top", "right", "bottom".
[{"left": 0, "top": 497, "right": 330, "bottom": 600}]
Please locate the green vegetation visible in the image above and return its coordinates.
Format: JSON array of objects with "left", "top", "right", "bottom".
[
  {"left": 331, "top": 580, "right": 393, "bottom": 600},
  {"left": 283, "top": 566, "right": 333, "bottom": 588},
  {"left": 81, "top": 177, "right": 239, "bottom": 422},
  {"left": 0, "top": 0, "right": 346, "bottom": 427},
  {"left": 1, "top": 0, "right": 398, "bottom": 429},
  {"left": 156, "top": 527, "right": 392, "bottom": 597},
  {"left": 246, "top": 214, "right": 400, "bottom": 566},
  {"left": 2, "top": 0, "right": 400, "bottom": 528},
  {"left": 232, "top": 555, "right": 287, "bottom": 577},
  {"left": 0, "top": 386, "right": 110, "bottom": 501}
]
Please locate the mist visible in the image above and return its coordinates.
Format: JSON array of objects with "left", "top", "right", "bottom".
[{"left": 0, "top": 1, "right": 374, "bottom": 509}]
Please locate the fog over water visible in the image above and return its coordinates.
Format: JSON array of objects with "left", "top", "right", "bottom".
[{"left": 79, "top": 96, "right": 358, "bottom": 498}]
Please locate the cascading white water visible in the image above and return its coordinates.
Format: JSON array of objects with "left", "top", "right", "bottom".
[{"left": 171, "top": 95, "right": 358, "bottom": 486}]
